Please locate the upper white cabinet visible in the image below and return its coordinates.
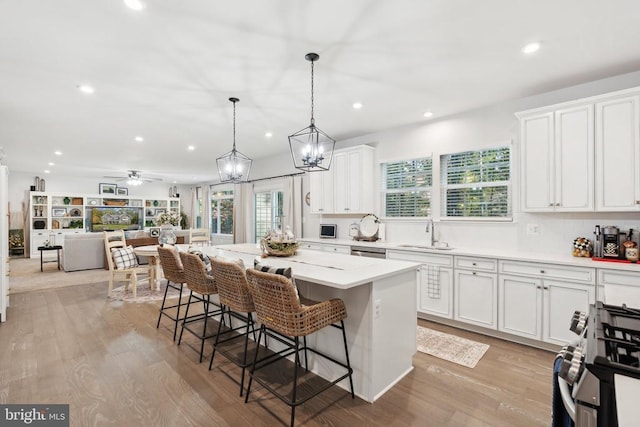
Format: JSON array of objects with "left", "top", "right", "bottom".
[
  {"left": 518, "top": 103, "right": 594, "bottom": 212},
  {"left": 309, "top": 169, "right": 334, "bottom": 213},
  {"left": 309, "top": 145, "right": 375, "bottom": 214},
  {"left": 595, "top": 94, "right": 640, "bottom": 211},
  {"left": 517, "top": 86, "right": 640, "bottom": 213}
]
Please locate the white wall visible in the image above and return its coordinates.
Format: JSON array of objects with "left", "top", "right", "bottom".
[{"left": 302, "top": 70, "right": 640, "bottom": 256}]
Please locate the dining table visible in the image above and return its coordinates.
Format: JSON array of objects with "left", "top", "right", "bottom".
[{"left": 133, "top": 244, "right": 165, "bottom": 290}]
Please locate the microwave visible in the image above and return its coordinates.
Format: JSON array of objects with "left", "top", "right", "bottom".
[{"left": 319, "top": 224, "right": 337, "bottom": 239}]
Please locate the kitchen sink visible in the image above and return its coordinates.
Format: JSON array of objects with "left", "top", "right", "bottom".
[{"left": 396, "top": 244, "right": 455, "bottom": 251}]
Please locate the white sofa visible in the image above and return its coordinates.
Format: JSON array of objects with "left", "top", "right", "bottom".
[
  {"left": 62, "top": 233, "right": 105, "bottom": 272},
  {"left": 61, "top": 229, "right": 194, "bottom": 272}
]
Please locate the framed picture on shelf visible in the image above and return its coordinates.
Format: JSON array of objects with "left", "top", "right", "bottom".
[
  {"left": 116, "top": 187, "right": 128, "bottom": 195},
  {"left": 155, "top": 209, "right": 165, "bottom": 215},
  {"left": 99, "top": 183, "right": 117, "bottom": 195},
  {"left": 52, "top": 208, "right": 66, "bottom": 217},
  {"left": 149, "top": 227, "right": 160, "bottom": 238}
]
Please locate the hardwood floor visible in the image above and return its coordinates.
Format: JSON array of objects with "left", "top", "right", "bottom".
[{"left": 0, "top": 281, "right": 555, "bottom": 426}]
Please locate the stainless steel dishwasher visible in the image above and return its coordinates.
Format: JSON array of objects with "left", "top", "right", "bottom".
[{"left": 350, "top": 245, "right": 386, "bottom": 258}]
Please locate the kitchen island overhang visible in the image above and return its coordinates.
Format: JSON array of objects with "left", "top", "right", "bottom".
[{"left": 202, "top": 244, "right": 420, "bottom": 402}]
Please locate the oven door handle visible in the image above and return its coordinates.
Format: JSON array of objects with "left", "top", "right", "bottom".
[{"left": 558, "top": 376, "right": 576, "bottom": 422}]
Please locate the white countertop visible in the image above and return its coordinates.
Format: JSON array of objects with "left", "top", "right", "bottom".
[
  {"left": 300, "top": 238, "right": 640, "bottom": 272},
  {"left": 203, "top": 243, "right": 419, "bottom": 289}
]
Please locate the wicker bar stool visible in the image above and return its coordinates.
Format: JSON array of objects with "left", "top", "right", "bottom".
[
  {"left": 156, "top": 246, "right": 189, "bottom": 341},
  {"left": 245, "top": 268, "right": 354, "bottom": 427},
  {"left": 207, "top": 257, "right": 258, "bottom": 396},
  {"left": 178, "top": 251, "right": 224, "bottom": 363}
]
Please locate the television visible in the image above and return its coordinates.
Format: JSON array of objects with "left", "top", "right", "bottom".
[{"left": 89, "top": 207, "right": 143, "bottom": 232}]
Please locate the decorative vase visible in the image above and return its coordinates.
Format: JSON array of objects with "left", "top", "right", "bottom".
[{"left": 158, "top": 224, "right": 177, "bottom": 245}]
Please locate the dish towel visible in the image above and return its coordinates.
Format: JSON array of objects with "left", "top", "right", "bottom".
[{"left": 552, "top": 356, "right": 575, "bottom": 427}]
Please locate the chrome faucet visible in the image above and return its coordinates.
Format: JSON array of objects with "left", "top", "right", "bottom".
[{"left": 425, "top": 218, "right": 435, "bottom": 246}]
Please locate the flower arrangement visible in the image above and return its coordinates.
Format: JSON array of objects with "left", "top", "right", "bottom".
[{"left": 156, "top": 211, "right": 180, "bottom": 226}]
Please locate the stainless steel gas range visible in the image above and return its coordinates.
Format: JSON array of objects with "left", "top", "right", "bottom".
[{"left": 555, "top": 302, "right": 640, "bottom": 426}]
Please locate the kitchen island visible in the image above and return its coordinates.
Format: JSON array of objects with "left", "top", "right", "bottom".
[{"left": 202, "top": 243, "right": 420, "bottom": 402}]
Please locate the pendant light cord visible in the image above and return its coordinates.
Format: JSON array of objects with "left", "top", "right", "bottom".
[
  {"left": 310, "top": 59, "right": 315, "bottom": 126},
  {"left": 232, "top": 99, "right": 237, "bottom": 151}
]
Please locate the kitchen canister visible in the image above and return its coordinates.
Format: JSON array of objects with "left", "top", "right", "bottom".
[
  {"left": 626, "top": 247, "right": 639, "bottom": 262},
  {"left": 572, "top": 237, "right": 592, "bottom": 257}
]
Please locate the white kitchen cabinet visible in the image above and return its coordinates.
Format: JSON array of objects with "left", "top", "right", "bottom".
[
  {"left": 518, "top": 103, "right": 593, "bottom": 212},
  {"left": 309, "top": 170, "right": 334, "bottom": 213},
  {"left": 308, "top": 145, "right": 375, "bottom": 215},
  {"left": 299, "top": 241, "right": 350, "bottom": 254},
  {"left": 454, "top": 270, "right": 497, "bottom": 329},
  {"left": 454, "top": 256, "right": 498, "bottom": 329},
  {"left": 595, "top": 94, "right": 640, "bottom": 211},
  {"left": 387, "top": 249, "right": 454, "bottom": 318},
  {"left": 498, "top": 260, "right": 595, "bottom": 345},
  {"left": 597, "top": 269, "right": 640, "bottom": 307},
  {"left": 333, "top": 146, "right": 375, "bottom": 213},
  {"left": 1, "top": 165, "right": 8, "bottom": 322}
]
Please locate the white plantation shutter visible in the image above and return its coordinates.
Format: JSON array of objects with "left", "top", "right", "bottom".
[
  {"left": 440, "top": 147, "right": 511, "bottom": 218},
  {"left": 382, "top": 158, "right": 432, "bottom": 217}
]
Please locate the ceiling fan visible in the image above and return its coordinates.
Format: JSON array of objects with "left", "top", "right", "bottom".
[{"left": 103, "top": 170, "right": 162, "bottom": 186}]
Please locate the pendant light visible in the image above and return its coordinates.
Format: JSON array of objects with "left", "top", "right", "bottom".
[
  {"left": 216, "top": 97, "right": 252, "bottom": 182},
  {"left": 288, "top": 53, "right": 335, "bottom": 172}
]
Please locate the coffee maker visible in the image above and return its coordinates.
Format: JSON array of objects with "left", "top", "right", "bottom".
[{"left": 602, "top": 226, "right": 621, "bottom": 258}]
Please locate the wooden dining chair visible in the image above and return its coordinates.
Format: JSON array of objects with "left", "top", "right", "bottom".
[
  {"left": 103, "top": 230, "right": 152, "bottom": 299},
  {"left": 189, "top": 228, "right": 210, "bottom": 246}
]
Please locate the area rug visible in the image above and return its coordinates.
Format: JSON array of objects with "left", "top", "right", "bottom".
[
  {"left": 109, "top": 281, "right": 190, "bottom": 303},
  {"left": 416, "top": 326, "right": 489, "bottom": 368}
]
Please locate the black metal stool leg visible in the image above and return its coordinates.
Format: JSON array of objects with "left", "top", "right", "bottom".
[
  {"left": 178, "top": 291, "right": 194, "bottom": 345},
  {"left": 291, "top": 336, "right": 300, "bottom": 427},
  {"left": 156, "top": 280, "right": 171, "bottom": 328},
  {"left": 172, "top": 284, "right": 183, "bottom": 341},
  {"left": 340, "top": 320, "right": 355, "bottom": 398},
  {"left": 245, "top": 325, "right": 265, "bottom": 403}
]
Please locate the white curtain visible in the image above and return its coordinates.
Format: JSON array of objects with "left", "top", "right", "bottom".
[
  {"left": 284, "top": 175, "right": 302, "bottom": 240},
  {"left": 190, "top": 186, "right": 199, "bottom": 229},
  {"left": 202, "top": 185, "right": 212, "bottom": 233},
  {"left": 233, "top": 182, "right": 253, "bottom": 243}
]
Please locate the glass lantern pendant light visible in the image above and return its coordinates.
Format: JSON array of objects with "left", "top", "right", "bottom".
[
  {"left": 288, "top": 53, "right": 335, "bottom": 172},
  {"left": 216, "top": 97, "right": 252, "bottom": 182}
]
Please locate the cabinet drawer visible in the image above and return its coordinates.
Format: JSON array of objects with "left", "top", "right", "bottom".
[
  {"left": 323, "top": 244, "right": 350, "bottom": 254},
  {"left": 455, "top": 256, "right": 497, "bottom": 272},
  {"left": 499, "top": 260, "right": 595, "bottom": 284},
  {"left": 598, "top": 269, "right": 640, "bottom": 286},
  {"left": 300, "top": 242, "right": 325, "bottom": 251},
  {"left": 386, "top": 249, "right": 453, "bottom": 267}
]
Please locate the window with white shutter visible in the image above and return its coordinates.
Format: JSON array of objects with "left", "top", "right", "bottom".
[
  {"left": 440, "top": 147, "right": 511, "bottom": 219},
  {"left": 382, "top": 157, "right": 432, "bottom": 217}
]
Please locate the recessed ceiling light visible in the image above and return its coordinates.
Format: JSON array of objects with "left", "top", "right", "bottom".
[
  {"left": 134, "top": 136, "right": 144, "bottom": 142},
  {"left": 123, "top": 0, "right": 146, "bottom": 11},
  {"left": 521, "top": 42, "right": 541, "bottom": 54},
  {"left": 423, "top": 111, "right": 433, "bottom": 118},
  {"left": 187, "top": 145, "right": 195, "bottom": 151},
  {"left": 352, "top": 102, "right": 363, "bottom": 110},
  {"left": 77, "top": 84, "right": 95, "bottom": 94},
  {"left": 48, "top": 162, "right": 55, "bottom": 166},
  {"left": 44, "top": 170, "right": 50, "bottom": 174},
  {"left": 54, "top": 150, "right": 62, "bottom": 156},
  {"left": 265, "top": 132, "right": 272, "bottom": 138}
]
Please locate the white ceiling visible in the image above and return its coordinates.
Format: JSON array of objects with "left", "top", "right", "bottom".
[{"left": 3, "top": 0, "right": 640, "bottom": 184}]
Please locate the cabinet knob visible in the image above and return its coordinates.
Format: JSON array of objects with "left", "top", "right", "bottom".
[
  {"left": 472, "top": 262, "right": 477, "bottom": 266},
  {"left": 549, "top": 203, "right": 554, "bottom": 207},
  {"left": 536, "top": 285, "right": 542, "bottom": 289},
  {"left": 543, "top": 286, "right": 549, "bottom": 290},
  {"left": 556, "top": 203, "right": 561, "bottom": 207},
  {"left": 472, "top": 272, "right": 477, "bottom": 275},
  {"left": 636, "top": 200, "right": 640, "bottom": 205},
  {"left": 540, "top": 270, "right": 545, "bottom": 274}
]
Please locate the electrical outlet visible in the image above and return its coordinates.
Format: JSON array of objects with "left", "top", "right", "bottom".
[
  {"left": 526, "top": 224, "right": 540, "bottom": 236},
  {"left": 374, "top": 299, "right": 381, "bottom": 318}
]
